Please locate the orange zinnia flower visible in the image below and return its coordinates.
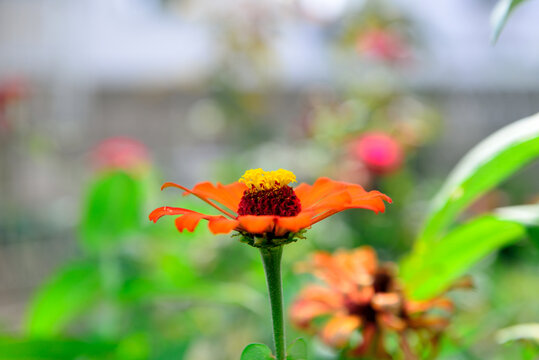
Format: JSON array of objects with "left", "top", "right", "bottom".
[
  {"left": 149, "top": 169, "right": 391, "bottom": 247},
  {"left": 149, "top": 169, "right": 391, "bottom": 359},
  {"left": 291, "top": 247, "right": 460, "bottom": 358}
]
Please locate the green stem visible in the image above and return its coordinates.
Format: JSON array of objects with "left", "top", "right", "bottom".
[{"left": 259, "top": 246, "right": 286, "bottom": 360}]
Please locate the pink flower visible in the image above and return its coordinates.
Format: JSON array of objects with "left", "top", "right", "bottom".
[
  {"left": 352, "top": 132, "right": 404, "bottom": 175},
  {"left": 91, "top": 137, "right": 150, "bottom": 173},
  {"left": 356, "top": 28, "right": 408, "bottom": 63}
]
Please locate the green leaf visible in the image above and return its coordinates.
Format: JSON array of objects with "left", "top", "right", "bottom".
[
  {"left": 115, "top": 333, "right": 150, "bottom": 360},
  {"left": 496, "top": 204, "right": 539, "bottom": 248},
  {"left": 528, "top": 226, "right": 539, "bottom": 249},
  {"left": 418, "top": 113, "right": 539, "bottom": 249},
  {"left": 80, "top": 171, "right": 143, "bottom": 252},
  {"left": 153, "top": 341, "right": 189, "bottom": 360},
  {"left": 287, "top": 338, "right": 307, "bottom": 360},
  {"left": 401, "top": 216, "right": 525, "bottom": 300},
  {"left": 0, "top": 336, "right": 116, "bottom": 359},
  {"left": 491, "top": 0, "right": 529, "bottom": 43},
  {"left": 25, "top": 261, "right": 101, "bottom": 336},
  {"left": 240, "top": 343, "right": 274, "bottom": 360}
]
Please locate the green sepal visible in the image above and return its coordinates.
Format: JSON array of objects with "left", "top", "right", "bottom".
[{"left": 234, "top": 229, "right": 307, "bottom": 249}]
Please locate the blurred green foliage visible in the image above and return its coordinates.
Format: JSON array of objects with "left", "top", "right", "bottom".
[
  {"left": 417, "top": 114, "right": 539, "bottom": 248},
  {"left": 0, "top": 337, "right": 117, "bottom": 359},
  {"left": 2, "top": 111, "right": 538, "bottom": 359},
  {"left": 401, "top": 114, "right": 539, "bottom": 302},
  {"left": 80, "top": 172, "right": 143, "bottom": 252},
  {"left": 1, "top": 2, "right": 539, "bottom": 354},
  {"left": 26, "top": 261, "right": 101, "bottom": 336},
  {"left": 10, "top": 167, "right": 269, "bottom": 359},
  {"left": 402, "top": 215, "right": 525, "bottom": 300}
]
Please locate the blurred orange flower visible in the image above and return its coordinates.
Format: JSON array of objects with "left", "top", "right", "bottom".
[
  {"left": 291, "top": 247, "right": 457, "bottom": 358},
  {"left": 149, "top": 169, "right": 391, "bottom": 247}
]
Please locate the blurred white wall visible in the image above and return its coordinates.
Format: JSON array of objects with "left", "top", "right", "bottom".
[{"left": 2, "top": 0, "right": 539, "bottom": 89}]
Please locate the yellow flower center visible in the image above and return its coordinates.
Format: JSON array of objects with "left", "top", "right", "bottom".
[{"left": 239, "top": 168, "right": 297, "bottom": 191}]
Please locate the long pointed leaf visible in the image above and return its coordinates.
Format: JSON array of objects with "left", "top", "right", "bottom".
[
  {"left": 418, "top": 113, "right": 539, "bottom": 249},
  {"left": 25, "top": 261, "right": 101, "bottom": 336},
  {"left": 401, "top": 216, "right": 525, "bottom": 300}
]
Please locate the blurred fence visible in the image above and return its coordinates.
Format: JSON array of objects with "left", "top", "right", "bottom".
[{"left": 0, "top": 225, "right": 79, "bottom": 330}]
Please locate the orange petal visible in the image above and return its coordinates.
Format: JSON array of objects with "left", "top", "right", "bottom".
[
  {"left": 290, "top": 301, "right": 330, "bottom": 328},
  {"left": 347, "top": 198, "right": 387, "bottom": 213},
  {"left": 275, "top": 212, "right": 315, "bottom": 235},
  {"left": 293, "top": 182, "right": 312, "bottom": 198},
  {"left": 347, "top": 189, "right": 392, "bottom": 213},
  {"left": 300, "top": 248, "right": 380, "bottom": 298},
  {"left": 308, "top": 193, "right": 391, "bottom": 226},
  {"left": 295, "top": 178, "right": 347, "bottom": 209},
  {"left": 308, "top": 210, "right": 339, "bottom": 226},
  {"left": 190, "top": 181, "right": 246, "bottom": 213},
  {"left": 350, "top": 246, "right": 378, "bottom": 277},
  {"left": 160, "top": 182, "right": 238, "bottom": 218},
  {"left": 174, "top": 213, "right": 205, "bottom": 232},
  {"left": 149, "top": 207, "right": 207, "bottom": 223},
  {"left": 347, "top": 286, "right": 375, "bottom": 306},
  {"left": 333, "top": 246, "right": 378, "bottom": 283},
  {"left": 294, "top": 285, "right": 344, "bottom": 313},
  {"left": 238, "top": 215, "right": 276, "bottom": 234},
  {"left": 208, "top": 217, "right": 239, "bottom": 234},
  {"left": 292, "top": 183, "right": 313, "bottom": 207},
  {"left": 332, "top": 251, "right": 374, "bottom": 293},
  {"left": 306, "top": 190, "right": 351, "bottom": 214},
  {"left": 321, "top": 314, "right": 361, "bottom": 348},
  {"left": 350, "top": 184, "right": 390, "bottom": 200},
  {"left": 290, "top": 286, "right": 342, "bottom": 328},
  {"left": 305, "top": 252, "right": 357, "bottom": 292}
]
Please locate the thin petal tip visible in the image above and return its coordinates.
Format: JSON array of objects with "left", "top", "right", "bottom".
[{"left": 149, "top": 207, "right": 164, "bottom": 222}]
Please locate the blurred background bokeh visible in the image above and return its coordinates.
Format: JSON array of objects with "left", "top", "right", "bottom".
[{"left": 1, "top": 0, "right": 538, "bottom": 359}]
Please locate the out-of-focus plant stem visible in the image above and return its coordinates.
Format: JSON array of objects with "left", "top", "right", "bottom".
[
  {"left": 98, "top": 249, "right": 122, "bottom": 337},
  {"left": 259, "top": 245, "right": 285, "bottom": 360}
]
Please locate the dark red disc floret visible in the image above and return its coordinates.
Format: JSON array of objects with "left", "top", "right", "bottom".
[{"left": 238, "top": 185, "right": 302, "bottom": 217}]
